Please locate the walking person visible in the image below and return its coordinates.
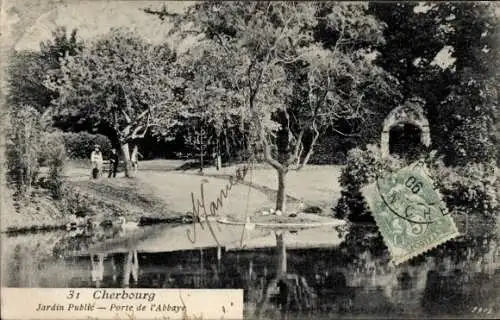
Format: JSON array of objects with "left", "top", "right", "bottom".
[
  {"left": 108, "top": 148, "right": 119, "bottom": 178},
  {"left": 90, "top": 144, "right": 103, "bottom": 179}
]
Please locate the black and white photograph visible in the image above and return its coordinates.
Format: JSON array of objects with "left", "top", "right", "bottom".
[{"left": 1, "top": 1, "right": 499, "bottom": 319}]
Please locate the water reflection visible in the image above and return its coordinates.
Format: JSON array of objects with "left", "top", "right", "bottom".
[{"left": 2, "top": 225, "right": 500, "bottom": 319}]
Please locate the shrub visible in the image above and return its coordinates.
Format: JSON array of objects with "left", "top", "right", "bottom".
[
  {"left": 309, "top": 138, "right": 348, "bottom": 165},
  {"left": 61, "top": 132, "right": 112, "bottom": 159},
  {"left": 40, "top": 131, "right": 67, "bottom": 199},
  {"left": 429, "top": 160, "right": 500, "bottom": 241},
  {"left": 335, "top": 144, "right": 404, "bottom": 222},
  {"left": 56, "top": 184, "right": 94, "bottom": 217},
  {"left": 336, "top": 144, "right": 500, "bottom": 260},
  {"left": 6, "top": 106, "right": 42, "bottom": 198}
]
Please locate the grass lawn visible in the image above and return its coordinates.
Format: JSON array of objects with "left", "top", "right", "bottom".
[
  {"left": 63, "top": 159, "right": 344, "bottom": 223},
  {"left": 1, "top": 159, "right": 343, "bottom": 232},
  {"left": 184, "top": 163, "right": 344, "bottom": 209},
  {"left": 0, "top": 187, "right": 69, "bottom": 233}
]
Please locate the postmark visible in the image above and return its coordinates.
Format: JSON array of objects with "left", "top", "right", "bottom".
[{"left": 361, "top": 161, "right": 459, "bottom": 265}]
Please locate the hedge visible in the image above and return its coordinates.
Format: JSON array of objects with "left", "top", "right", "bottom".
[{"left": 61, "top": 132, "right": 113, "bottom": 159}]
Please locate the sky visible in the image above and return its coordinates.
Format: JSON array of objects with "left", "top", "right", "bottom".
[
  {"left": 4, "top": 1, "right": 195, "bottom": 52},
  {"left": 4, "top": 1, "right": 498, "bottom": 70}
]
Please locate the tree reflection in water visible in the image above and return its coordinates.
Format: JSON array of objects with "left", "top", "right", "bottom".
[{"left": 2, "top": 225, "right": 499, "bottom": 318}]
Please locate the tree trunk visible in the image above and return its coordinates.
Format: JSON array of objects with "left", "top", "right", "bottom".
[
  {"left": 224, "top": 130, "right": 231, "bottom": 163},
  {"left": 216, "top": 153, "right": 222, "bottom": 171},
  {"left": 276, "top": 232, "right": 287, "bottom": 276},
  {"left": 131, "top": 144, "right": 138, "bottom": 159},
  {"left": 276, "top": 169, "right": 287, "bottom": 212},
  {"left": 216, "top": 136, "right": 221, "bottom": 171},
  {"left": 199, "top": 131, "right": 204, "bottom": 173},
  {"left": 274, "top": 111, "right": 290, "bottom": 212},
  {"left": 120, "top": 142, "right": 133, "bottom": 178},
  {"left": 199, "top": 146, "right": 204, "bottom": 173}
]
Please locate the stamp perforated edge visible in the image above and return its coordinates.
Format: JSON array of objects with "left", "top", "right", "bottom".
[{"left": 361, "top": 179, "right": 460, "bottom": 266}]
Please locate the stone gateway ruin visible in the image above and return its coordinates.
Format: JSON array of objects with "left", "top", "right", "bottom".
[{"left": 381, "top": 97, "right": 431, "bottom": 160}]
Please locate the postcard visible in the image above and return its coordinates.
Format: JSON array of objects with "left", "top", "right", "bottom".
[{"left": 1, "top": 1, "right": 499, "bottom": 319}]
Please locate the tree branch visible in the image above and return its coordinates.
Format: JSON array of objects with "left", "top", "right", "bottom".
[
  {"left": 333, "top": 20, "right": 346, "bottom": 55},
  {"left": 113, "top": 110, "right": 120, "bottom": 132},
  {"left": 121, "top": 109, "right": 132, "bottom": 124},
  {"left": 121, "top": 124, "right": 132, "bottom": 139},
  {"left": 291, "top": 122, "right": 320, "bottom": 171},
  {"left": 296, "top": 142, "right": 304, "bottom": 167},
  {"left": 287, "top": 129, "right": 304, "bottom": 166},
  {"left": 331, "top": 127, "right": 360, "bottom": 137},
  {"left": 261, "top": 127, "right": 284, "bottom": 171},
  {"left": 120, "top": 105, "right": 156, "bottom": 140},
  {"left": 129, "top": 112, "right": 151, "bottom": 139},
  {"left": 249, "top": 12, "right": 294, "bottom": 109},
  {"left": 247, "top": 59, "right": 258, "bottom": 108}
]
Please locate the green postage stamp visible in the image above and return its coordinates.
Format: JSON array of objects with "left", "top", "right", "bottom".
[{"left": 362, "top": 161, "right": 459, "bottom": 265}]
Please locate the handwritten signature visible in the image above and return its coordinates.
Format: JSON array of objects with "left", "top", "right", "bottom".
[{"left": 186, "top": 164, "right": 249, "bottom": 244}]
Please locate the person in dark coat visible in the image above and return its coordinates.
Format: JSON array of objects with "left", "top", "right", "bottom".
[{"left": 108, "top": 148, "right": 119, "bottom": 178}]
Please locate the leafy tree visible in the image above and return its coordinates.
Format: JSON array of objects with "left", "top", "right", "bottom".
[
  {"left": 148, "top": 1, "right": 398, "bottom": 211},
  {"left": 175, "top": 40, "right": 247, "bottom": 171},
  {"left": 7, "top": 27, "right": 83, "bottom": 114},
  {"left": 45, "top": 28, "right": 179, "bottom": 177},
  {"left": 40, "top": 27, "right": 83, "bottom": 70},
  {"left": 336, "top": 2, "right": 500, "bottom": 261},
  {"left": 370, "top": 2, "right": 499, "bottom": 165},
  {"left": 7, "top": 51, "right": 53, "bottom": 113},
  {"left": 148, "top": 6, "right": 399, "bottom": 312}
]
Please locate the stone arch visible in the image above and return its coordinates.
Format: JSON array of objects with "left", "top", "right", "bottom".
[{"left": 381, "top": 98, "right": 430, "bottom": 159}]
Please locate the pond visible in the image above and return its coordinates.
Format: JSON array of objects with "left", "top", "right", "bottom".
[{"left": 2, "top": 223, "right": 499, "bottom": 319}]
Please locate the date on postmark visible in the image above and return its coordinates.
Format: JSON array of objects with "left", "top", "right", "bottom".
[{"left": 361, "top": 161, "right": 459, "bottom": 265}]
